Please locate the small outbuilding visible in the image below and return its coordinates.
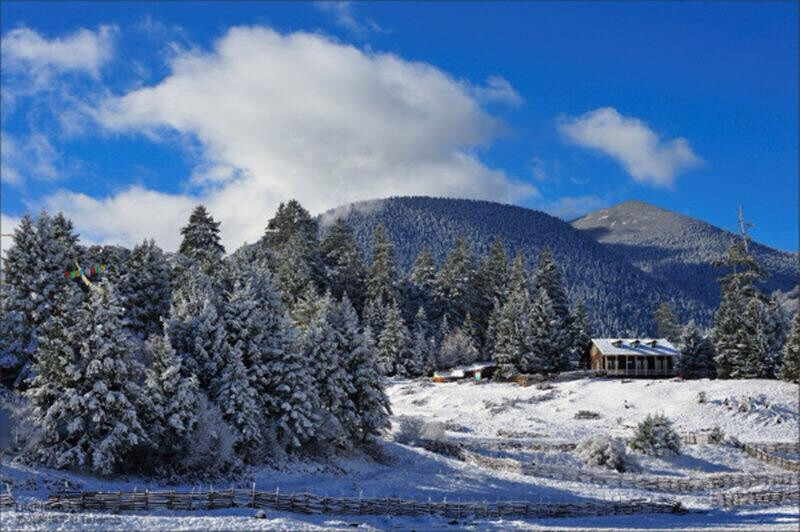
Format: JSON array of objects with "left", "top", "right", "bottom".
[
  {"left": 582, "top": 338, "right": 678, "bottom": 377},
  {"left": 432, "top": 361, "right": 498, "bottom": 382}
]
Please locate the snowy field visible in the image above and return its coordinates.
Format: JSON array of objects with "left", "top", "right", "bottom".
[{"left": 3, "top": 377, "right": 799, "bottom": 531}]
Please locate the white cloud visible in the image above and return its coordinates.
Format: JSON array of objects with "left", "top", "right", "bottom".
[
  {"left": 315, "top": 1, "right": 384, "bottom": 38},
  {"left": 1, "top": 132, "right": 63, "bottom": 185},
  {"left": 41, "top": 187, "right": 198, "bottom": 251},
  {"left": 1, "top": 25, "right": 116, "bottom": 83},
  {"left": 557, "top": 107, "right": 702, "bottom": 187},
  {"left": 85, "top": 26, "right": 536, "bottom": 251},
  {"left": 539, "top": 195, "right": 608, "bottom": 220},
  {"left": 1, "top": 214, "right": 22, "bottom": 258},
  {"left": 472, "top": 76, "right": 523, "bottom": 107}
]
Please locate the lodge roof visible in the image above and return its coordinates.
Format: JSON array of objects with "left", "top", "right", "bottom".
[{"left": 590, "top": 338, "right": 678, "bottom": 357}]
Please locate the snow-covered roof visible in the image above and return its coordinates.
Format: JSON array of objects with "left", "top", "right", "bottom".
[{"left": 590, "top": 338, "right": 678, "bottom": 357}]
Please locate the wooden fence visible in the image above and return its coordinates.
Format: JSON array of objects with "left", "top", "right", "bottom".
[
  {"left": 712, "top": 488, "right": 800, "bottom": 508},
  {"left": 419, "top": 439, "right": 800, "bottom": 494},
  {"left": 1, "top": 493, "right": 14, "bottom": 510},
  {"left": 37, "top": 489, "right": 686, "bottom": 519},
  {"left": 737, "top": 442, "right": 800, "bottom": 473}
]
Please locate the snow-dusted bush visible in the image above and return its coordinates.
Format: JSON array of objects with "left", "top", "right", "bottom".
[
  {"left": 395, "top": 416, "right": 445, "bottom": 444},
  {"left": 629, "top": 414, "right": 682, "bottom": 457},
  {"left": 697, "top": 391, "right": 707, "bottom": 404},
  {"left": 707, "top": 425, "right": 725, "bottom": 444},
  {"left": 576, "top": 435, "right": 634, "bottom": 472},
  {"left": 437, "top": 327, "right": 479, "bottom": 369}
]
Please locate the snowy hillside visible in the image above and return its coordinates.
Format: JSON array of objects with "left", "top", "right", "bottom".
[
  {"left": 3, "top": 377, "right": 798, "bottom": 531},
  {"left": 572, "top": 200, "right": 798, "bottom": 308},
  {"left": 320, "top": 197, "right": 716, "bottom": 334}
]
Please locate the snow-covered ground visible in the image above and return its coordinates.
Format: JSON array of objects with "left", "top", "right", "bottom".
[{"left": 2, "top": 377, "right": 798, "bottom": 530}]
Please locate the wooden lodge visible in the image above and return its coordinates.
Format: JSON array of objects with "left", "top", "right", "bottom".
[{"left": 582, "top": 338, "right": 678, "bottom": 377}]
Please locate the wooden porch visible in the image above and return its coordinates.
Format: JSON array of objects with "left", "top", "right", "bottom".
[{"left": 596, "top": 354, "right": 676, "bottom": 377}]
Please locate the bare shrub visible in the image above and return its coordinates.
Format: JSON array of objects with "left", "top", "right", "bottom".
[{"left": 576, "top": 435, "right": 635, "bottom": 472}]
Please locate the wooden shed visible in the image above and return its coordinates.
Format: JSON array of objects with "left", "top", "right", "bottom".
[{"left": 581, "top": 338, "right": 678, "bottom": 377}]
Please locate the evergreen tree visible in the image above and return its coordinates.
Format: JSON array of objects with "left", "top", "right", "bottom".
[
  {"left": 532, "top": 247, "right": 570, "bottom": 324},
  {"left": 376, "top": 300, "right": 411, "bottom": 376},
  {"left": 410, "top": 307, "right": 436, "bottom": 375},
  {"left": 168, "top": 269, "right": 227, "bottom": 391},
  {"left": 118, "top": 239, "right": 171, "bottom": 340},
  {"left": 523, "top": 287, "right": 569, "bottom": 373},
  {"left": 778, "top": 311, "right": 800, "bottom": 383},
  {"left": 366, "top": 223, "right": 398, "bottom": 307},
  {"left": 320, "top": 218, "right": 367, "bottom": 312},
  {"left": 294, "top": 291, "right": 350, "bottom": 422},
  {"left": 328, "top": 295, "right": 367, "bottom": 434},
  {"left": 677, "top": 321, "right": 716, "bottom": 378},
  {"left": 763, "top": 292, "right": 789, "bottom": 378},
  {"left": 27, "top": 281, "right": 148, "bottom": 474},
  {"left": 226, "top": 264, "right": 316, "bottom": 448},
  {"left": 0, "top": 214, "right": 39, "bottom": 380},
  {"left": 480, "top": 238, "right": 510, "bottom": 305},
  {"left": 214, "top": 343, "right": 263, "bottom": 460},
  {"left": 262, "top": 200, "right": 325, "bottom": 293},
  {"left": 346, "top": 325, "right": 391, "bottom": 441},
  {"left": 492, "top": 287, "right": 531, "bottom": 370},
  {"left": 506, "top": 252, "right": 530, "bottom": 298},
  {"left": 571, "top": 302, "right": 592, "bottom": 368},
  {"left": 143, "top": 327, "right": 200, "bottom": 460},
  {"left": 654, "top": 302, "right": 681, "bottom": 344},
  {"left": 273, "top": 232, "right": 316, "bottom": 306},
  {"left": 178, "top": 205, "right": 225, "bottom": 268},
  {"left": 1, "top": 212, "right": 82, "bottom": 386},
  {"left": 434, "top": 236, "right": 482, "bottom": 331},
  {"left": 735, "top": 296, "right": 770, "bottom": 378},
  {"left": 407, "top": 247, "right": 437, "bottom": 317},
  {"left": 714, "top": 218, "right": 765, "bottom": 379}
]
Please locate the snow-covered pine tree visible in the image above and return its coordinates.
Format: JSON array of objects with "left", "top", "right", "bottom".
[
  {"left": 434, "top": 236, "right": 482, "bottom": 330},
  {"left": 168, "top": 268, "right": 227, "bottom": 392},
  {"left": 713, "top": 216, "right": 765, "bottom": 378},
  {"left": 273, "top": 232, "right": 316, "bottom": 307},
  {"left": 320, "top": 218, "right": 367, "bottom": 312},
  {"left": 1, "top": 211, "right": 82, "bottom": 387},
  {"left": 777, "top": 311, "right": 800, "bottom": 383},
  {"left": 143, "top": 327, "right": 200, "bottom": 461},
  {"left": 213, "top": 341, "right": 263, "bottom": 461},
  {"left": 376, "top": 300, "right": 412, "bottom": 376},
  {"left": 262, "top": 199, "right": 325, "bottom": 294},
  {"left": 118, "top": 239, "right": 171, "bottom": 340},
  {"left": 178, "top": 205, "right": 225, "bottom": 270},
  {"left": 654, "top": 302, "right": 681, "bottom": 344},
  {"left": 523, "top": 287, "right": 569, "bottom": 374},
  {"left": 366, "top": 223, "right": 398, "bottom": 308},
  {"left": 0, "top": 214, "right": 39, "bottom": 381},
  {"left": 532, "top": 247, "right": 571, "bottom": 325},
  {"left": 506, "top": 251, "right": 530, "bottom": 298},
  {"left": 763, "top": 292, "right": 789, "bottom": 378},
  {"left": 492, "top": 287, "right": 531, "bottom": 371},
  {"left": 735, "top": 296, "right": 770, "bottom": 379},
  {"left": 410, "top": 307, "right": 436, "bottom": 375},
  {"left": 570, "top": 302, "right": 592, "bottom": 369},
  {"left": 480, "top": 238, "right": 510, "bottom": 306},
  {"left": 28, "top": 280, "right": 148, "bottom": 474},
  {"left": 346, "top": 325, "right": 391, "bottom": 441},
  {"left": 327, "top": 295, "right": 366, "bottom": 435},
  {"left": 677, "top": 320, "right": 716, "bottom": 378},
  {"left": 407, "top": 247, "right": 437, "bottom": 318},
  {"left": 294, "top": 291, "right": 350, "bottom": 424}
]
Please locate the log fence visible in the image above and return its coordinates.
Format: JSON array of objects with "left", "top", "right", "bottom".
[
  {"left": 39, "top": 489, "right": 686, "bottom": 518},
  {"left": 712, "top": 488, "right": 800, "bottom": 508},
  {"left": 418, "top": 439, "right": 800, "bottom": 494}
]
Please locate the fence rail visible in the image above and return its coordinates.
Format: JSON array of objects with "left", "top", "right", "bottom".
[
  {"left": 737, "top": 442, "right": 800, "bottom": 473},
  {"left": 712, "top": 489, "right": 800, "bottom": 508},
  {"left": 37, "top": 489, "right": 686, "bottom": 519},
  {"left": 419, "top": 439, "right": 800, "bottom": 494}
]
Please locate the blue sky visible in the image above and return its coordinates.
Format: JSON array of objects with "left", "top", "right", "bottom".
[{"left": 1, "top": 1, "right": 797, "bottom": 252}]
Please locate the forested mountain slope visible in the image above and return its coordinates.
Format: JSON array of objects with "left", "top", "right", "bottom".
[
  {"left": 320, "top": 197, "right": 713, "bottom": 335},
  {"left": 572, "top": 200, "right": 798, "bottom": 309}
]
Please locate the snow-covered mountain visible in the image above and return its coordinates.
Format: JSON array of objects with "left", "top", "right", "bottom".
[
  {"left": 320, "top": 197, "right": 714, "bottom": 336},
  {"left": 571, "top": 200, "right": 798, "bottom": 309}
]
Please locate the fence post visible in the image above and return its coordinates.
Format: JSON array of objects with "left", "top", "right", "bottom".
[{"left": 251, "top": 483, "right": 256, "bottom": 509}]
